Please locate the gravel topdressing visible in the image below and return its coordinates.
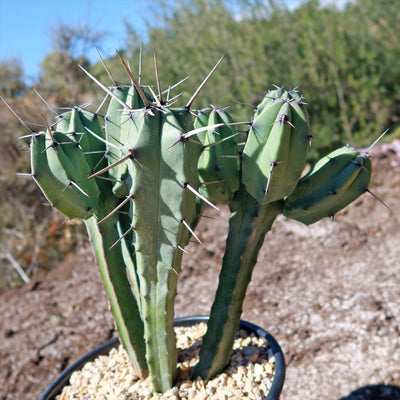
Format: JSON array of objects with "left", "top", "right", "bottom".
[{"left": 56, "top": 323, "right": 276, "bottom": 400}]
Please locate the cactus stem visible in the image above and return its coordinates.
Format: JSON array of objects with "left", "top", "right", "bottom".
[
  {"left": 180, "top": 218, "right": 202, "bottom": 244},
  {"left": 366, "top": 189, "right": 391, "bottom": 211},
  {"left": 185, "top": 56, "right": 224, "bottom": 109},
  {"left": 98, "top": 195, "right": 135, "bottom": 224},
  {"left": 183, "top": 182, "right": 219, "bottom": 210}
]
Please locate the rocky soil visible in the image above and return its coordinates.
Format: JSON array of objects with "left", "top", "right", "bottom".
[{"left": 1, "top": 145, "right": 400, "bottom": 400}]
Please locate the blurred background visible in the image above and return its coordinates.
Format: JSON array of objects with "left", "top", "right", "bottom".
[{"left": 0, "top": 0, "right": 399, "bottom": 289}]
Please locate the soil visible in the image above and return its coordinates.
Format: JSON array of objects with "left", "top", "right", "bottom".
[{"left": 1, "top": 144, "right": 400, "bottom": 400}]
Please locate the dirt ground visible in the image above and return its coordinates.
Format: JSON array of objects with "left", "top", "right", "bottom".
[{"left": 1, "top": 144, "right": 400, "bottom": 400}]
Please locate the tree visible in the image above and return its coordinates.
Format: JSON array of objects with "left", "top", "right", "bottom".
[
  {"left": 39, "top": 18, "right": 107, "bottom": 104},
  {"left": 0, "top": 58, "right": 26, "bottom": 98}
]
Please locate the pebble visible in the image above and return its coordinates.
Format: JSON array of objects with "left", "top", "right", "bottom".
[{"left": 56, "top": 323, "right": 276, "bottom": 400}]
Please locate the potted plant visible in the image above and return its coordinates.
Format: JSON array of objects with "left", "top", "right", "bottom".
[{"left": 3, "top": 52, "right": 375, "bottom": 399}]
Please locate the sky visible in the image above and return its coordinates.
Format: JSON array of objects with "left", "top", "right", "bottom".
[
  {"left": 0, "top": 0, "right": 150, "bottom": 83},
  {"left": 0, "top": 0, "right": 351, "bottom": 85}
]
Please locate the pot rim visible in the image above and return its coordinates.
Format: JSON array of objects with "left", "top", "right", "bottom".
[{"left": 39, "top": 315, "right": 285, "bottom": 400}]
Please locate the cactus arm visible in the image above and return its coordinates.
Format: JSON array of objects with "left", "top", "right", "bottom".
[
  {"left": 83, "top": 211, "right": 148, "bottom": 379},
  {"left": 30, "top": 133, "right": 94, "bottom": 220},
  {"left": 283, "top": 147, "right": 372, "bottom": 225},
  {"left": 242, "top": 90, "right": 310, "bottom": 204},
  {"left": 194, "top": 187, "right": 283, "bottom": 380}
]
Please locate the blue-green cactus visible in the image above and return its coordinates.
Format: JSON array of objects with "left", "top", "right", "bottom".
[{"left": 4, "top": 50, "right": 378, "bottom": 395}]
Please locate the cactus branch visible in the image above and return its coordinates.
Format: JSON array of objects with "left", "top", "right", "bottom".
[
  {"left": 195, "top": 187, "right": 283, "bottom": 380},
  {"left": 84, "top": 212, "right": 148, "bottom": 378}
]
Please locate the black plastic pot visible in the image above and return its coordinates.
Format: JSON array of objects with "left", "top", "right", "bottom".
[{"left": 39, "top": 316, "right": 285, "bottom": 400}]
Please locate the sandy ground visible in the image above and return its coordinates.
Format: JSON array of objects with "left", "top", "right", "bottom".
[{"left": 1, "top": 146, "right": 400, "bottom": 400}]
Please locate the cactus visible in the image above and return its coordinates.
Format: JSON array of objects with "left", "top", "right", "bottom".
[{"left": 3, "top": 51, "right": 380, "bottom": 395}]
